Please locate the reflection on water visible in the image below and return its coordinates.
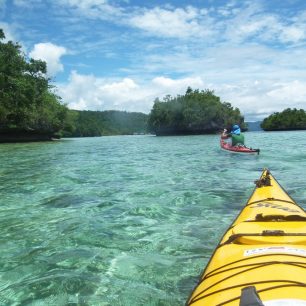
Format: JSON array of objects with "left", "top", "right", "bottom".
[{"left": 0, "top": 132, "right": 306, "bottom": 305}]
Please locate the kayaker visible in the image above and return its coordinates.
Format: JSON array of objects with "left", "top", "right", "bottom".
[{"left": 221, "top": 124, "right": 245, "bottom": 146}]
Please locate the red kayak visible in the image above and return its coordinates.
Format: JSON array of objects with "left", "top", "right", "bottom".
[{"left": 220, "top": 138, "right": 260, "bottom": 154}]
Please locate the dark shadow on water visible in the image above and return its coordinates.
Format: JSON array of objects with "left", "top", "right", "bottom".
[{"left": 41, "top": 194, "right": 88, "bottom": 208}]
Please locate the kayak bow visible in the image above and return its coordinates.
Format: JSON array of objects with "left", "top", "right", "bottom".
[
  {"left": 187, "top": 169, "right": 306, "bottom": 306},
  {"left": 220, "top": 138, "right": 260, "bottom": 154}
]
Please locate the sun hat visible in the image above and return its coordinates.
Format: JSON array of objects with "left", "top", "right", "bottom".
[{"left": 231, "top": 124, "right": 241, "bottom": 135}]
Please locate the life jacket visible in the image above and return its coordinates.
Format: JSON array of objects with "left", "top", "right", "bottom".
[{"left": 231, "top": 133, "right": 245, "bottom": 146}]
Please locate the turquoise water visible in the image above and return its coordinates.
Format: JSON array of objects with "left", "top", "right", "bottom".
[{"left": 1, "top": 131, "right": 306, "bottom": 305}]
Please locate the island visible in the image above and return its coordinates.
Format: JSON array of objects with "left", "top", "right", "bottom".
[
  {"left": 147, "top": 87, "right": 246, "bottom": 136},
  {"left": 261, "top": 108, "right": 306, "bottom": 131}
]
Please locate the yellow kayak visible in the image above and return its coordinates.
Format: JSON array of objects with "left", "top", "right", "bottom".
[{"left": 186, "top": 169, "right": 306, "bottom": 306}]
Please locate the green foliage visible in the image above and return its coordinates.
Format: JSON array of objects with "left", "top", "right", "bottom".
[
  {"left": 0, "top": 29, "right": 69, "bottom": 137},
  {"left": 62, "top": 110, "right": 148, "bottom": 137},
  {"left": 148, "top": 87, "right": 245, "bottom": 135},
  {"left": 0, "top": 28, "right": 248, "bottom": 139},
  {"left": 261, "top": 108, "right": 306, "bottom": 131}
]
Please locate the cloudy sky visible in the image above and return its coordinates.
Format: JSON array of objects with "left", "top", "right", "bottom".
[{"left": 1, "top": 0, "right": 306, "bottom": 121}]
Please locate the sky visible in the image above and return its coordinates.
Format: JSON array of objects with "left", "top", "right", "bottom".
[{"left": 1, "top": 0, "right": 306, "bottom": 121}]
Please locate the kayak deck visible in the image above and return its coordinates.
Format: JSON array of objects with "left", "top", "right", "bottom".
[{"left": 187, "top": 169, "right": 306, "bottom": 305}]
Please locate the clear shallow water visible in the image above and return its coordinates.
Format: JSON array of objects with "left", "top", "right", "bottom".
[{"left": 1, "top": 131, "right": 306, "bottom": 305}]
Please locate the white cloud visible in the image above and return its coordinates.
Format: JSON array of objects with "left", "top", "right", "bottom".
[
  {"left": 58, "top": 72, "right": 206, "bottom": 113},
  {"left": 58, "top": 0, "right": 123, "bottom": 19},
  {"left": 152, "top": 76, "right": 204, "bottom": 93},
  {"left": 58, "top": 71, "right": 147, "bottom": 111},
  {"left": 51, "top": 0, "right": 306, "bottom": 45},
  {"left": 279, "top": 26, "right": 305, "bottom": 43},
  {"left": 220, "top": 2, "right": 306, "bottom": 45},
  {"left": 216, "top": 79, "right": 306, "bottom": 121},
  {"left": 129, "top": 6, "right": 213, "bottom": 38},
  {"left": 57, "top": 58, "right": 306, "bottom": 121},
  {"left": 29, "top": 43, "right": 67, "bottom": 76},
  {"left": 267, "top": 80, "right": 306, "bottom": 103}
]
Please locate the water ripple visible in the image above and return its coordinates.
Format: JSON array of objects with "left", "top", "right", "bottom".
[{"left": 0, "top": 132, "right": 306, "bottom": 305}]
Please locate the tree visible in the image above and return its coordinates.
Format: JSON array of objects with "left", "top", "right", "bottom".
[
  {"left": 148, "top": 88, "right": 245, "bottom": 135},
  {"left": 0, "top": 29, "right": 70, "bottom": 138},
  {"left": 62, "top": 110, "right": 148, "bottom": 137},
  {"left": 261, "top": 108, "right": 306, "bottom": 131}
]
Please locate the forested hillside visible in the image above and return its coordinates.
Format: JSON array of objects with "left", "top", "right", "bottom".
[{"left": 64, "top": 110, "right": 148, "bottom": 137}]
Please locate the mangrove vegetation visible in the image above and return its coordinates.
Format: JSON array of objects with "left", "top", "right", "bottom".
[
  {"left": 64, "top": 110, "right": 148, "bottom": 137},
  {"left": 0, "top": 29, "right": 72, "bottom": 141},
  {"left": 261, "top": 108, "right": 306, "bottom": 131},
  {"left": 147, "top": 87, "right": 246, "bottom": 135}
]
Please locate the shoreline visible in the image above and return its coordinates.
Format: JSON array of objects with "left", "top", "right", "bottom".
[{"left": 0, "top": 129, "right": 60, "bottom": 143}]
